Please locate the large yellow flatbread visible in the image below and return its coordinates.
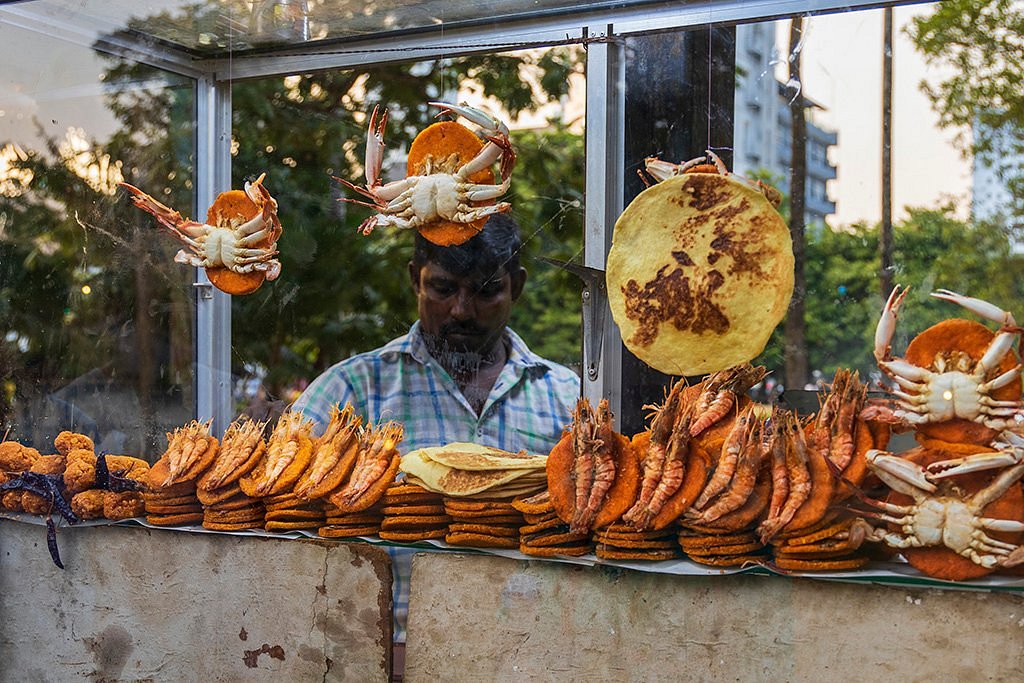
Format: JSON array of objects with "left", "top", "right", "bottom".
[{"left": 607, "top": 172, "right": 793, "bottom": 375}]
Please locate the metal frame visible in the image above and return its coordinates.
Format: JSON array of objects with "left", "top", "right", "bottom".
[
  {"left": 194, "top": 76, "right": 234, "bottom": 435},
  {"left": 1, "top": 0, "right": 921, "bottom": 429},
  {"left": 583, "top": 27, "right": 625, "bottom": 413}
]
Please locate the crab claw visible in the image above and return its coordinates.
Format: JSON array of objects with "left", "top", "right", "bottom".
[
  {"left": 243, "top": 172, "right": 268, "bottom": 204},
  {"left": 931, "top": 289, "right": 1017, "bottom": 328},
  {"left": 866, "top": 450, "right": 937, "bottom": 495},
  {"left": 874, "top": 284, "right": 909, "bottom": 363},
  {"left": 364, "top": 105, "right": 388, "bottom": 188},
  {"left": 429, "top": 101, "right": 510, "bottom": 138},
  {"left": 705, "top": 149, "right": 729, "bottom": 176},
  {"left": 926, "top": 450, "right": 1024, "bottom": 480}
]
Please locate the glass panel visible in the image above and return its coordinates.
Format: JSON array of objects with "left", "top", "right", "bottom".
[
  {"left": 616, "top": 2, "right": 1023, "bottom": 425},
  {"left": 0, "top": 21, "right": 195, "bottom": 459},
  {"left": 5, "top": 0, "right": 677, "bottom": 56},
  {"left": 227, "top": 48, "right": 585, "bottom": 420},
  {"left": 725, "top": 3, "right": 1023, "bottom": 398}
]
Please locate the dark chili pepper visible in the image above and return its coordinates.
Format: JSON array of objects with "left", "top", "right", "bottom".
[
  {"left": 95, "top": 452, "right": 143, "bottom": 493},
  {"left": 46, "top": 516, "right": 64, "bottom": 569},
  {"left": 2, "top": 472, "right": 79, "bottom": 569}
]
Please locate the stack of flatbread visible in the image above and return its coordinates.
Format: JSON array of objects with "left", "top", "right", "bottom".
[{"left": 399, "top": 443, "right": 548, "bottom": 499}]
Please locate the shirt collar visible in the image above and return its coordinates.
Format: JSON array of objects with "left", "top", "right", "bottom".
[{"left": 382, "top": 321, "right": 553, "bottom": 372}]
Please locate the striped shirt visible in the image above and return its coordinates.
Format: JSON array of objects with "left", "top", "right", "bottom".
[{"left": 291, "top": 321, "right": 580, "bottom": 641}]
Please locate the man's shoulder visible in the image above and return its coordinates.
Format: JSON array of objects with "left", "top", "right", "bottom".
[
  {"left": 506, "top": 330, "right": 580, "bottom": 402},
  {"left": 321, "top": 333, "right": 412, "bottom": 376}
]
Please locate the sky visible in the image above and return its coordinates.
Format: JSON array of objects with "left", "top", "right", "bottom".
[{"left": 791, "top": 3, "right": 972, "bottom": 227}]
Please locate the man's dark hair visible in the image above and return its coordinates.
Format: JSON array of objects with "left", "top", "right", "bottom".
[{"left": 411, "top": 214, "right": 522, "bottom": 279}]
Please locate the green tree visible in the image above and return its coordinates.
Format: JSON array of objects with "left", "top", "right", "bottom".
[
  {"left": 908, "top": 0, "right": 1024, "bottom": 221},
  {"left": 757, "top": 207, "right": 1024, "bottom": 386},
  {"left": 226, "top": 51, "right": 584, "bottom": 406}
]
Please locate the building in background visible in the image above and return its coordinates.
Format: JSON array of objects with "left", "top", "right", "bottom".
[
  {"left": 733, "top": 22, "right": 838, "bottom": 227},
  {"left": 972, "top": 121, "right": 1023, "bottom": 231}
]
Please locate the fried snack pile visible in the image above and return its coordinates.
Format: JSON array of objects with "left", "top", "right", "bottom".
[
  {"left": 547, "top": 399, "right": 638, "bottom": 534},
  {"left": 144, "top": 421, "right": 218, "bottom": 527},
  {"left": 385, "top": 443, "right": 547, "bottom": 546},
  {"left": 522, "top": 366, "right": 888, "bottom": 567},
  {"left": 197, "top": 419, "right": 267, "bottom": 531},
  {"left": 1, "top": 431, "right": 148, "bottom": 523}
]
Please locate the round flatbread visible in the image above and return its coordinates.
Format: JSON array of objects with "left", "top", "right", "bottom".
[{"left": 607, "top": 171, "right": 793, "bottom": 375}]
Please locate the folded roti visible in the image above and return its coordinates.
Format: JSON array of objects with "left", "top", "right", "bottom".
[
  {"left": 400, "top": 450, "right": 535, "bottom": 496},
  {"left": 607, "top": 172, "right": 793, "bottom": 376},
  {"left": 419, "top": 442, "right": 547, "bottom": 471}
]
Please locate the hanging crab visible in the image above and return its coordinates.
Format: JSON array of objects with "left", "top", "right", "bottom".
[
  {"left": 862, "top": 285, "right": 1024, "bottom": 444},
  {"left": 335, "top": 101, "right": 516, "bottom": 246},
  {"left": 856, "top": 440, "right": 1024, "bottom": 580},
  {"left": 119, "top": 174, "right": 283, "bottom": 295},
  {"left": 640, "top": 149, "right": 782, "bottom": 207}
]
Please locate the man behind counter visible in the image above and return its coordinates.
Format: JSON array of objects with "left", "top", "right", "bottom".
[{"left": 291, "top": 213, "right": 580, "bottom": 650}]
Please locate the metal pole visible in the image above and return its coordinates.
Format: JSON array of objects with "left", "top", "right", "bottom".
[
  {"left": 880, "top": 7, "right": 894, "bottom": 298},
  {"left": 583, "top": 26, "right": 625, "bottom": 417},
  {"left": 194, "top": 76, "right": 234, "bottom": 436}
]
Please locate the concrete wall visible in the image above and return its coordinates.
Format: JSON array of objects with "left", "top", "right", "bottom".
[
  {"left": 0, "top": 523, "right": 392, "bottom": 682},
  {"left": 406, "top": 553, "right": 1024, "bottom": 682}
]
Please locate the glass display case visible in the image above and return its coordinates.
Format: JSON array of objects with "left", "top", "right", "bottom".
[{"left": 3, "top": 0, "right": 1021, "bottom": 454}]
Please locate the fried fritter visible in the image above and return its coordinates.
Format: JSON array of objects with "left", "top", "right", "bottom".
[
  {"left": 103, "top": 491, "right": 146, "bottom": 520},
  {"left": 71, "top": 490, "right": 106, "bottom": 520},
  {"left": 29, "top": 454, "right": 67, "bottom": 477},
  {"left": 1, "top": 490, "right": 24, "bottom": 511},
  {"left": 54, "top": 431, "right": 94, "bottom": 457},
  {"left": 63, "top": 450, "right": 97, "bottom": 494},
  {"left": 0, "top": 441, "right": 41, "bottom": 472},
  {"left": 22, "top": 491, "right": 58, "bottom": 515},
  {"left": 106, "top": 455, "right": 150, "bottom": 484}
]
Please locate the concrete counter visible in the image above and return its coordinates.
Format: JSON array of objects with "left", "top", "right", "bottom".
[
  {"left": 0, "top": 522, "right": 393, "bottom": 681},
  {"left": 406, "top": 553, "right": 1024, "bottom": 681}
]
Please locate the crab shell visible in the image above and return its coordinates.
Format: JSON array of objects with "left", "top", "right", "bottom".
[
  {"left": 904, "top": 318, "right": 1021, "bottom": 446},
  {"left": 406, "top": 120, "right": 496, "bottom": 247},
  {"left": 205, "top": 188, "right": 272, "bottom": 296},
  {"left": 887, "top": 443, "right": 1024, "bottom": 580}
]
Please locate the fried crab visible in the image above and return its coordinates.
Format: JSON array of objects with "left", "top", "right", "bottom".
[
  {"left": 863, "top": 286, "right": 1024, "bottom": 440},
  {"left": 336, "top": 101, "right": 515, "bottom": 246},
  {"left": 120, "top": 174, "right": 282, "bottom": 295}
]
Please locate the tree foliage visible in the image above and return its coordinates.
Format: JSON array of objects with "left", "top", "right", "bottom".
[
  {"left": 907, "top": 0, "right": 1024, "bottom": 220},
  {"left": 1, "top": 44, "right": 584, "bottom": 439}
]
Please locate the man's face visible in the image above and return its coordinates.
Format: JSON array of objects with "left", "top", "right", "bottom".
[{"left": 410, "top": 260, "right": 527, "bottom": 355}]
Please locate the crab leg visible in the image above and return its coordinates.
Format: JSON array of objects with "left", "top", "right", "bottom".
[
  {"left": 978, "top": 334, "right": 1019, "bottom": 374},
  {"left": 926, "top": 452, "right": 1024, "bottom": 479},
  {"left": 430, "top": 102, "right": 516, "bottom": 180},
  {"left": 878, "top": 359, "right": 930, "bottom": 384},
  {"left": 931, "top": 288, "right": 1017, "bottom": 328},
  {"left": 119, "top": 183, "right": 211, "bottom": 242},
  {"left": 450, "top": 204, "right": 510, "bottom": 223},
  {"left": 970, "top": 460, "right": 1024, "bottom": 508},
  {"left": 461, "top": 178, "right": 511, "bottom": 201},
  {"left": 643, "top": 155, "right": 706, "bottom": 182}
]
